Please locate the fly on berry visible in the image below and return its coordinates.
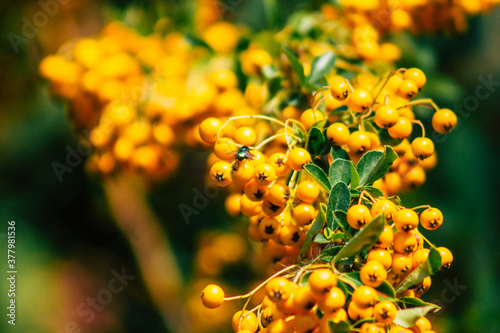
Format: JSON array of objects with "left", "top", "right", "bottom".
[{"left": 227, "top": 146, "right": 255, "bottom": 166}]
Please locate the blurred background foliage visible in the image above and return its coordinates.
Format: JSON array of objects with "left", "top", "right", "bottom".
[{"left": 0, "top": 0, "right": 499, "bottom": 332}]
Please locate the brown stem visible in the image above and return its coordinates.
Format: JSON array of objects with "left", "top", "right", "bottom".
[{"left": 103, "top": 174, "right": 186, "bottom": 332}]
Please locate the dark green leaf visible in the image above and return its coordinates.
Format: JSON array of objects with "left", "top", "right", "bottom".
[
  {"left": 326, "top": 182, "right": 350, "bottom": 229},
  {"left": 393, "top": 305, "right": 440, "bottom": 328},
  {"left": 331, "top": 214, "right": 385, "bottom": 263},
  {"left": 362, "top": 120, "right": 378, "bottom": 134},
  {"left": 316, "top": 246, "right": 342, "bottom": 262},
  {"left": 308, "top": 127, "right": 330, "bottom": 156},
  {"left": 327, "top": 320, "right": 350, "bottom": 333},
  {"left": 331, "top": 146, "right": 349, "bottom": 161},
  {"left": 304, "top": 163, "right": 331, "bottom": 193},
  {"left": 396, "top": 297, "right": 437, "bottom": 308},
  {"left": 395, "top": 248, "right": 442, "bottom": 293},
  {"left": 330, "top": 211, "right": 349, "bottom": 233},
  {"left": 375, "top": 280, "right": 396, "bottom": 299},
  {"left": 312, "top": 156, "right": 330, "bottom": 175},
  {"left": 300, "top": 203, "right": 327, "bottom": 255},
  {"left": 329, "top": 159, "right": 352, "bottom": 187},
  {"left": 307, "top": 52, "right": 337, "bottom": 83},
  {"left": 356, "top": 146, "right": 397, "bottom": 187},
  {"left": 283, "top": 46, "right": 306, "bottom": 84},
  {"left": 184, "top": 33, "right": 213, "bottom": 51},
  {"left": 339, "top": 272, "right": 363, "bottom": 288}
]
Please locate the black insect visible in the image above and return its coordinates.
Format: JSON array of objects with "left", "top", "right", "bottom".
[{"left": 227, "top": 146, "right": 255, "bottom": 166}]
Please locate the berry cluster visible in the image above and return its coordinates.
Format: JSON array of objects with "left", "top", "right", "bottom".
[{"left": 199, "top": 64, "right": 455, "bottom": 332}]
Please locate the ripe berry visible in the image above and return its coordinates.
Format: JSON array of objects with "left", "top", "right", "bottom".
[
  {"left": 267, "top": 183, "right": 291, "bottom": 206},
  {"left": 413, "top": 316, "right": 432, "bottom": 331},
  {"left": 397, "top": 79, "right": 418, "bottom": 99},
  {"left": 436, "top": 246, "right": 453, "bottom": 268},
  {"left": 232, "top": 162, "right": 254, "bottom": 185},
  {"left": 232, "top": 310, "right": 259, "bottom": 332},
  {"left": 300, "top": 109, "right": 325, "bottom": 130},
  {"left": 262, "top": 198, "right": 285, "bottom": 217},
  {"left": 375, "top": 224, "right": 394, "bottom": 249},
  {"left": 318, "top": 287, "right": 346, "bottom": 312},
  {"left": 292, "top": 286, "right": 317, "bottom": 312},
  {"left": 373, "top": 301, "right": 397, "bottom": 324},
  {"left": 360, "top": 260, "right": 387, "bottom": 287},
  {"left": 412, "top": 248, "right": 430, "bottom": 268},
  {"left": 348, "top": 301, "right": 374, "bottom": 321},
  {"left": 249, "top": 150, "right": 267, "bottom": 167},
  {"left": 266, "top": 277, "right": 293, "bottom": 303},
  {"left": 388, "top": 117, "right": 412, "bottom": 139},
  {"left": 244, "top": 179, "right": 268, "bottom": 202},
  {"left": 432, "top": 108, "right": 457, "bottom": 134},
  {"left": 201, "top": 284, "right": 225, "bottom": 309},
  {"left": 259, "top": 217, "right": 281, "bottom": 239},
  {"left": 391, "top": 253, "right": 412, "bottom": 275},
  {"left": 234, "top": 126, "right": 257, "bottom": 146},
  {"left": 240, "top": 194, "right": 262, "bottom": 217},
  {"left": 393, "top": 231, "right": 417, "bottom": 254},
  {"left": 199, "top": 117, "right": 222, "bottom": 143},
  {"left": 403, "top": 68, "right": 426, "bottom": 89},
  {"left": 296, "top": 181, "right": 320, "bottom": 203},
  {"left": 267, "top": 153, "right": 290, "bottom": 177},
  {"left": 394, "top": 208, "right": 419, "bottom": 232},
  {"left": 348, "top": 89, "right": 373, "bottom": 113},
  {"left": 375, "top": 105, "right": 399, "bottom": 128},
  {"left": 420, "top": 207, "right": 443, "bottom": 230},
  {"left": 330, "top": 77, "right": 350, "bottom": 101},
  {"left": 262, "top": 239, "right": 287, "bottom": 263},
  {"left": 411, "top": 137, "right": 434, "bottom": 160},
  {"left": 347, "top": 131, "right": 371, "bottom": 155},
  {"left": 326, "top": 122, "right": 350, "bottom": 146},
  {"left": 253, "top": 163, "right": 277, "bottom": 186},
  {"left": 294, "top": 312, "right": 319, "bottom": 333},
  {"left": 279, "top": 224, "right": 304, "bottom": 246},
  {"left": 260, "top": 304, "right": 283, "bottom": 327},
  {"left": 347, "top": 204, "right": 372, "bottom": 229},
  {"left": 367, "top": 249, "right": 392, "bottom": 269},
  {"left": 288, "top": 148, "right": 311, "bottom": 171},
  {"left": 308, "top": 268, "right": 337, "bottom": 296},
  {"left": 225, "top": 193, "right": 241, "bottom": 217},
  {"left": 293, "top": 203, "right": 316, "bottom": 226},
  {"left": 370, "top": 199, "right": 397, "bottom": 222},
  {"left": 352, "top": 285, "right": 378, "bottom": 308},
  {"left": 210, "top": 161, "right": 233, "bottom": 187}
]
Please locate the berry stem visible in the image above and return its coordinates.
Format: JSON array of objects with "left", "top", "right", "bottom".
[
  {"left": 311, "top": 86, "right": 331, "bottom": 109},
  {"left": 223, "top": 264, "right": 298, "bottom": 301},
  {"left": 292, "top": 263, "right": 331, "bottom": 284},
  {"left": 254, "top": 132, "right": 302, "bottom": 151},
  {"left": 398, "top": 98, "right": 440, "bottom": 112},
  {"left": 411, "top": 205, "right": 431, "bottom": 211},
  {"left": 216, "top": 115, "right": 288, "bottom": 139},
  {"left": 410, "top": 119, "right": 426, "bottom": 137}
]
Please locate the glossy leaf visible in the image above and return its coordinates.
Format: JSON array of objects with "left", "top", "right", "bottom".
[
  {"left": 356, "top": 146, "right": 397, "bottom": 187},
  {"left": 396, "top": 248, "right": 442, "bottom": 293},
  {"left": 304, "top": 163, "right": 331, "bottom": 193},
  {"left": 331, "top": 146, "right": 349, "bottom": 161},
  {"left": 300, "top": 203, "right": 327, "bottom": 255},
  {"left": 360, "top": 186, "right": 384, "bottom": 197},
  {"left": 316, "top": 246, "right": 342, "bottom": 262},
  {"left": 307, "top": 52, "right": 337, "bottom": 83},
  {"left": 350, "top": 162, "right": 360, "bottom": 189},
  {"left": 331, "top": 214, "right": 385, "bottom": 263},
  {"left": 326, "top": 182, "right": 350, "bottom": 230},
  {"left": 308, "top": 127, "right": 330, "bottom": 156},
  {"left": 327, "top": 320, "right": 350, "bottom": 333}
]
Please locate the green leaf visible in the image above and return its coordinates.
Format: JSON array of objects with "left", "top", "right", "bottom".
[
  {"left": 262, "top": 64, "right": 280, "bottom": 79},
  {"left": 339, "top": 272, "right": 363, "bottom": 288},
  {"left": 283, "top": 46, "right": 306, "bottom": 84},
  {"left": 307, "top": 52, "right": 337, "bottom": 83},
  {"left": 314, "top": 233, "right": 330, "bottom": 243},
  {"left": 329, "top": 159, "right": 352, "bottom": 187},
  {"left": 326, "top": 182, "right": 350, "bottom": 229},
  {"left": 376, "top": 280, "right": 396, "bottom": 299},
  {"left": 331, "top": 146, "right": 349, "bottom": 161},
  {"left": 308, "top": 127, "right": 330, "bottom": 156},
  {"left": 360, "top": 186, "right": 384, "bottom": 197},
  {"left": 395, "top": 248, "right": 442, "bottom": 293},
  {"left": 304, "top": 163, "right": 331, "bottom": 193},
  {"left": 397, "top": 297, "right": 438, "bottom": 308},
  {"left": 362, "top": 120, "right": 378, "bottom": 134},
  {"left": 393, "top": 305, "right": 440, "bottom": 328},
  {"left": 316, "top": 246, "right": 343, "bottom": 262},
  {"left": 356, "top": 146, "right": 397, "bottom": 187},
  {"left": 331, "top": 214, "right": 385, "bottom": 263},
  {"left": 350, "top": 162, "right": 360, "bottom": 189},
  {"left": 300, "top": 203, "right": 327, "bottom": 255},
  {"left": 327, "top": 320, "right": 350, "bottom": 333},
  {"left": 329, "top": 211, "right": 349, "bottom": 232}
]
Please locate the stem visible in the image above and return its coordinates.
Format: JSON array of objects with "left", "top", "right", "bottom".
[
  {"left": 410, "top": 119, "right": 426, "bottom": 137},
  {"left": 292, "top": 263, "right": 331, "bottom": 284},
  {"left": 254, "top": 132, "right": 302, "bottom": 151},
  {"left": 103, "top": 174, "right": 185, "bottom": 333},
  {"left": 411, "top": 205, "right": 431, "bottom": 211},
  {"left": 216, "top": 115, "right": 288, "bottom": 139},
  {"left": 223, "top": 264, "right": 298, "bottom": 301},
  {"left": 310, "top": 86, "right": 331, "bottom": 109},
  {"left": 397, "top": 98, "right": 440, "bottom": 112}
]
